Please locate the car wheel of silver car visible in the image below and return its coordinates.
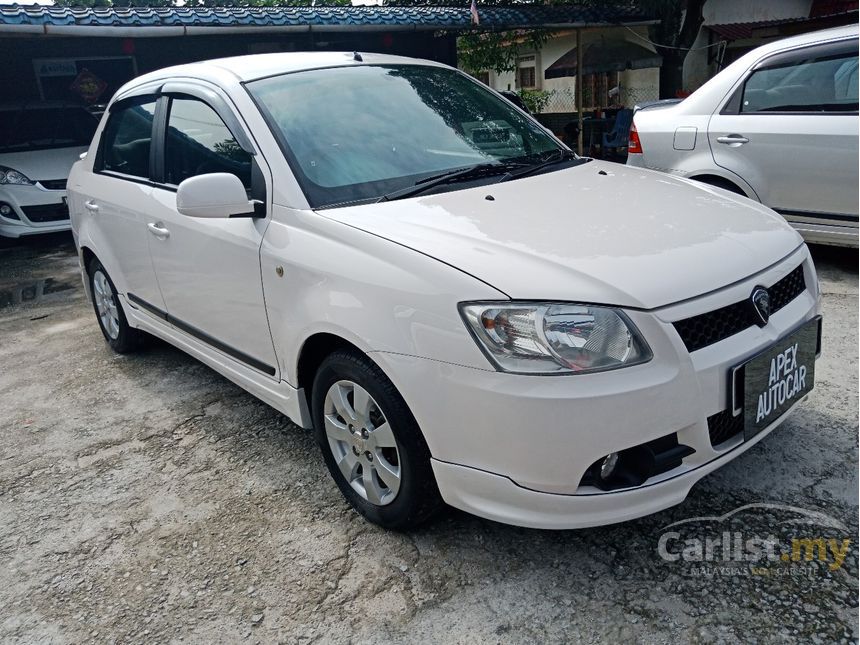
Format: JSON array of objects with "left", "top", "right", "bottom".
[
  {"left": 87, "top": 258, "right": 143, "bottom": 354},
  {"left": 312, "top": 349, "right": 443, "bottom": 529}
]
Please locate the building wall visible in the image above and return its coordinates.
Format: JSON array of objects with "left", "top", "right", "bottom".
[
  {"left": 0, "top": 31, "right": 457, "bottom": 104},
  {"left": 480, "top": 26, "right": 660, "bottom": 113}
]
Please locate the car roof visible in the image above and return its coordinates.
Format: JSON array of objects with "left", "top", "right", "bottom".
[
  {"left": 740, "top": 23, "right": 857, "bottom": 58},
  {"left": 665, "top": 24, "right": 858, "bottom": 116},
  {"left": 126, "top": 51, "right": 446, "bottom": 90}
]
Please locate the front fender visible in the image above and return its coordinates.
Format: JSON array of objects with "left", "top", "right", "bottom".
[{"left": 261, "top": 206, "right": 505, "bottom": 386}]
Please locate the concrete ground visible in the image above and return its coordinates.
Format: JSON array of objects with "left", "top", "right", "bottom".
[{"left": 0, "top": 233, "right": 857, "bottom": 644}]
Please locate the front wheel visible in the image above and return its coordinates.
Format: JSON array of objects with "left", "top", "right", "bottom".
[
  {"left": 87, "top": 259, "right": 143, "bottom": 354},
  {"left": 312, "top": 350, "right": 443, "bottom": 529}
]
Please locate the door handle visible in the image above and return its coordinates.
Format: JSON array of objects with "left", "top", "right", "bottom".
[
  {"left": 84, "top": 200, "right": 99, "bottom": 213},
  {"left": 147, "top": 222, "right": 170, "bottom": 239},
  {"left": 716, "top": 135, "right": 749, "bottom": 146}
]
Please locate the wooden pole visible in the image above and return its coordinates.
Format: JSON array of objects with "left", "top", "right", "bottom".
[{"left": 576, "top": 28, "right": 583, "bottom": 156}]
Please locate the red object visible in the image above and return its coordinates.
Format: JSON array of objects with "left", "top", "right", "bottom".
[
  {"left": 121, "top": 38, "right": 135, "bottom": 55},
  {"left": 381, "top": 33, "right": 393, "bottom": 48},
  {"left": 69, "top": 68, "right": 108, "bottom": 103},
  {"left": 627, "top": 121, "right": 642, "bottom": 154}
]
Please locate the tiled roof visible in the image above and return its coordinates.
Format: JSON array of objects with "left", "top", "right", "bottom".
[{"left": 0, "top": 3, "right": 654, "bottom": 31}]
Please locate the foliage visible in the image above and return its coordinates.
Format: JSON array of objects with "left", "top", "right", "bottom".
[
  {"left": 517, "top": 89, "right": 553, "bottom": 114},
  {"left": 458, "top": 30, "right": 549, "bottom": 76}
]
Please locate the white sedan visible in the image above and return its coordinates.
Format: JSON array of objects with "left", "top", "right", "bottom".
[
  {"left": 0, "top": 103, "right": 99, "bottom": 238},
  {"left": 69, "top": 52, "right": 821, "bottom": 530},
  {"left": 627, "top": 25, "right": 858, "bottom": 248}
]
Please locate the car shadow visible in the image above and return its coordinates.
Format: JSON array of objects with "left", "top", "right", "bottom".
[
  {"left": 808, "top": 243, "right": 858, "bottom": 275},
  {"left": 0, "top": 230, "right": 75, "bottom": 252}
]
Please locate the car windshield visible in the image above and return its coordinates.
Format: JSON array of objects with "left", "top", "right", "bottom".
[
  {"left": 247, "top": 64, "right": 566, "bottom": 208},
  {"left": 0, "top": 107, "right": 98, "bottom": 153}
]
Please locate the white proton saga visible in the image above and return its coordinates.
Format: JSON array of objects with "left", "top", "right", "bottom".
[{"left": 68, "top": 53, "right": 821, "bottom": 530}]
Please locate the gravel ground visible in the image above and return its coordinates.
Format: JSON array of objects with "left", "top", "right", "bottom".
[{"left": 0, "top": 233, "right": 857, "bottom": 644}]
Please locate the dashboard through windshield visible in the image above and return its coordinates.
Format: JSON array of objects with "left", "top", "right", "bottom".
[{"left": 246, "top": 64, "right": 567, "bottom": 208}]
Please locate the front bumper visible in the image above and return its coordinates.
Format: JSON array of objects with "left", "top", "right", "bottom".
[
  {"left": 372, "top": 245, "right": 820, "bottom": 529},
  {"left": 0, "top": 183, "right": 71, "bottom": 238}
]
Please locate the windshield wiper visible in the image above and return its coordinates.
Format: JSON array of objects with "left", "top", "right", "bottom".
[
  {"left": 500, "top": 149, "right": 582, "bottom": 182},
  {"left": 376, "top": 161, "right": 527, "bottom": 203}
]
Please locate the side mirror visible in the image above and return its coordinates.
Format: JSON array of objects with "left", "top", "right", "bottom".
[{"left": 176, "top": 173, "right": 255, "bottom": 218}]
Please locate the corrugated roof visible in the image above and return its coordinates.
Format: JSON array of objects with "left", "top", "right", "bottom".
[{"left": 0, "top": 4, "right": 655, "bottom": 32}]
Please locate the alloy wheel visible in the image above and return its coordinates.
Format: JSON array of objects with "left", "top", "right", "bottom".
[
  {"left": 92, "top": 269, "right": 120, "bottom": 340},
  {"left": 323, "top": 379, "right": 401, "bottom": 506}
]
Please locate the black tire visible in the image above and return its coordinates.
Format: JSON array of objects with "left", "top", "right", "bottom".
[
  {"left": 312, "top": 350, "right": 443, "bottom": 530},
  {"left": 87, "top": 258, "right": 144, "bottom": 354}
]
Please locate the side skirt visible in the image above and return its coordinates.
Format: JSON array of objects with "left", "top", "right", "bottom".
[{"left": 123, "top": 293, "right": 312, "bottom": 429}]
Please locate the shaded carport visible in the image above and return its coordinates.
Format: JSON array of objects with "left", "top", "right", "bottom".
[{"left": 0, "top": 4, "right": 655, "bottom": 124}]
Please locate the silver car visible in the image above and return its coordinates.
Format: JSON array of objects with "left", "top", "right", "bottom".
[{"left": 627, "top": 25, "right": 858, "bottom": 248}]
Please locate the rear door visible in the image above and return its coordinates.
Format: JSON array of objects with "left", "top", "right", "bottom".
[
  {"left": 73, "top": 96, "right": 166, "bottom": 310},
  {"left": 144, "top": 90, "right": 279, "bottom": 379},
  {"left": 708, "top": 38, "right": 858, "bottom": 221}
]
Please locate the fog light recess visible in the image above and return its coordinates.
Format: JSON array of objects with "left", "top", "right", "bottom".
[
  {"left": 0, "top": 202, "right": 19, "bottom": 220},
  {"left": 579, "top": 433, "right": 696, "bottom": 492}
]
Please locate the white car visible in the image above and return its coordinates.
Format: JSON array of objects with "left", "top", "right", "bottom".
[
  {"left": 627, "top": 25, "right": 858, "bottom": 248},
  {"left": 69, "top": 53, "right": 821, "bottom": 530},
  {"left": 0, "top": 103, "right": 99, "bottom": 238}
]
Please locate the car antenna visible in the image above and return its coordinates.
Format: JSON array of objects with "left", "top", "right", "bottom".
[{"left": 353, "top": 52, "right": 363, "bottom": 62}]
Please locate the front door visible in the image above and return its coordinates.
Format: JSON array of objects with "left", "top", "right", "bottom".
[
  {"left": 145, "top": 95, "right": 279, "bottom": 378},
  {"left": 709, "top": 38, "right": 858, "bottom": 219},
  {"left": 74, "top": 96, "right": 166, "bottom": 311}
]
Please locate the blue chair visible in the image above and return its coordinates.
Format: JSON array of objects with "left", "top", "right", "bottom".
[{"left": 602, "top": 109, "right": 634, "bottom": 151}]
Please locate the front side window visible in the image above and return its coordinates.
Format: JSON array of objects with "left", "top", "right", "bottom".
[
  {"left": 100, "top": 99, "right": 157, "bottom": 178},
  {"left": 247, "top": 65, "right": 563, "bottom": 208},
  {"left": 164, "top": 98, "right": 252, "bottom": 190},
  {"left": 742, "top": 44, "right": 859, "bottom": 113}
]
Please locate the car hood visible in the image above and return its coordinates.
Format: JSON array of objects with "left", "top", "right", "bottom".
[
  {"left": 0, "top": 147, "right": 88, "bottom": 181},
  {"left": 320, "top": 161, "right": 803, "bottom": 310}
]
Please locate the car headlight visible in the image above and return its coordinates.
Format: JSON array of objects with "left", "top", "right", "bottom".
[
  {"left": 0, "top": 166, "right": 34, "bottom": 185},
  {"left": 459, "top": 302, "right": 652, "bottom": 375}
]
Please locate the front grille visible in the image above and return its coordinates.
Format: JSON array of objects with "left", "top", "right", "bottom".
[
  {"left": 707, "top": 409, "right": 744, "bottom": 447},
  {"left": 21, "top": 203, "right": 69, "bottom": 223},
  {"left": 38, "top": 179, "right": 67, "bottom": 191},
  {"left": 769, "top": 265, "right": 806, "bottom": 311},
  {"left": 673, "top": 265, "right": 806, "bottom": 352}
]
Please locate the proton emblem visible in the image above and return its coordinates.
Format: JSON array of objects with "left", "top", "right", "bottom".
[{"left": 751, "top": 286, "right": 770, "bottom": 326}]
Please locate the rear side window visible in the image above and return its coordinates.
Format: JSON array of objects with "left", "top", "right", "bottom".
[
  {"left": 741, "top": 42, "right": 858, "bottom": 114},
  {"left": 100, "top": 99, "right": 157, "bottom": 178},
  {"left": 164, "top": 97, "right": 252, "bottom": 190}
]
